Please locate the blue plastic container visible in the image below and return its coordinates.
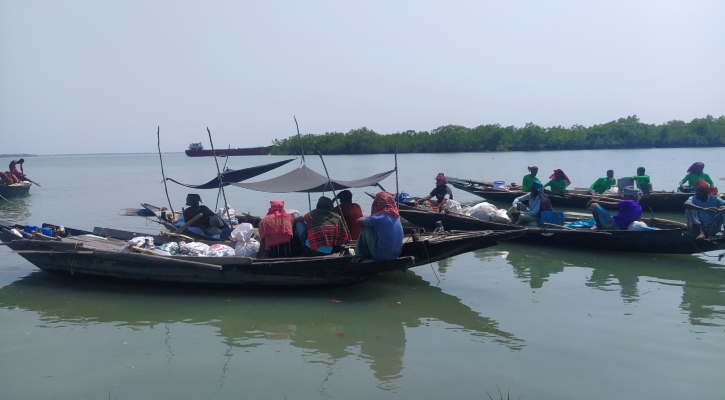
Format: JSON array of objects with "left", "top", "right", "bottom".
[
  {"left": 540, "top": 211, "right": 564, "bottom": 226},
  {"left": 23, "top": 225, "right": 52, "bottom": 236}
]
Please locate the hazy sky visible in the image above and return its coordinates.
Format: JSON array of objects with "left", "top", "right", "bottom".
[{"left": 1, "top": 0, "right": 723, "bottom": 155}]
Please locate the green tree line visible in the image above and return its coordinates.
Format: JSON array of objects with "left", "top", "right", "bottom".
[{"left": 269, "top": 115, "right": 725, "bottom": 155}]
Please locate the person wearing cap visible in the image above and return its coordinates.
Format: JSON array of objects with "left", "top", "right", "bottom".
[
  {"left": 683, "top": 179, "right": 725, "bottom": 240},
  {"left": 414, "top": 173, "right": 453, "bottom": 213},
  {"left": 544, "top": 169, "right": 570, "bottom": 193},
  {"left": 588, "top": 170, "right": 616, "bottom": 195},
  {"left": 334, "top": 190, "right": 363, "bottom": 240},
  {"left": 355, "top": 191, "right": 403, "bottom": 260},
  {"left": 508, "top": 180, "right": 553, "bottom": 225},
  {"left": 182, "top": 194, "right": 223, "bottom": 236},
  {"left": 629, "top": 167, "right": 652, "bottom": 194},
  {"left": 8, "top": 159, "right": 25, "bottom": 179},
  {"left": 521, "top": 166, "right": 540, "bottom": 192},
  {"left": 679, "top": 162, "right": 713, "bottom": 192},
  {"left": 586, "top": 187, "right": 643, "bottom": 230}
]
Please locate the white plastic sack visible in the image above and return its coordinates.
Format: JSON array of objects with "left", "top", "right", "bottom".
[
  {"left": 205, "top": 243, "right": 236, "bottom": 257},
  {"left": 230, "top": 223, "right": 254, "bottom": 242},
  {"left": 178, "top": 241, "right": 210, "bottom": 256},
  {"left": 627, "top": 221, "right": 648, "bottom": 231},
  {"left": 465, "top": 202, "right": 511, "bottom": 223},
  {"left": 122, "top": 236, "right": 156, "bottom": 252},
  {"left": 235, "top": 240, "right": 260, "bottom": 257},
  {"left": 217, "top": 204, "right": 237, "bottom": 222},
  {"left": 442, "top": 199, "right": 463, "bottom": 214}
]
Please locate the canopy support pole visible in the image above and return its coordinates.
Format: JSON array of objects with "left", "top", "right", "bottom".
[
  {"left": 315, "top": 142, "right": 351, "bottom": 240},
  {"left": 295, "top": 115, "right": 312, "bottom": 212},
  {"left": 157, "top": 126, "right": 176, "bottom": 221},
  {"left": 207, "top": 127, "right": 233, "bottom": 227},
  {"left": 394, "top": 142, "right": 400, "bottom": 207}
]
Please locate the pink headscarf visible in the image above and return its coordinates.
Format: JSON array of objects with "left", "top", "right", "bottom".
[
  {"left": 371, "top": 191, "right": 400, "bottom": 219},
  {"left": 549, "top": 169, "right": 572, "bottom": 186},
  {"left": 266, "top": 200, "right": 286, "bottom": 216},
  {"left": 259, "top": 200, "right": 293, "bottom": 247},
  {"left": 435, "top": 173, "right": 447, "bottom": 184}
]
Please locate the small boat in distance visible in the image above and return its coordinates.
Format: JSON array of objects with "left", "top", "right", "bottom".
[{"left": 185, "top": 142, "right": 271, "bottom": 157}]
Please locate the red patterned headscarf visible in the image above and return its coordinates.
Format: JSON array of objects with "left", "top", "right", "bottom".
[
  {"left": 371, "top": 191, "right": 399, "bottom": 219},
  {"left": 694, "top": 179, "right": 711, "bottom": 190},
  {"left": 687, "top": 162, "right": 704, "bottom": 173},
  {"left": 549, "top": 169, "right": 571, "bottom": 186},
  {"left": 259, "top": 200, "right": 293, "bottom": 247},
  {"left": 435, "top": 173, "right": 447, "bottom": 184}
]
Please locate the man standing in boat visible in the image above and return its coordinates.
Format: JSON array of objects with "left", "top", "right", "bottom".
[
  {"left": 9, "top": 159, "right": 25, "bottom": 180},
  {"left": 414, "top": 173, "right": 453, "bottom": 213},
  {"left": 683, "top": 179, "right": 725, "bottom": 240}
]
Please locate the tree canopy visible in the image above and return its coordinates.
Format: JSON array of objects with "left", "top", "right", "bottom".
[{"left": 269, "top": 115, "right": 725, "bottom": 155}]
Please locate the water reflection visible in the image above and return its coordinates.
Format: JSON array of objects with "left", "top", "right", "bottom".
[
  {"left": 0, "top": 271, "right": 524, "bottom": 388},
  {"left": 0, "top": 195, "right": 32, "bottom": 223},
  {"left": 494, "top": 244, "right": 725, "bottom": 327}
]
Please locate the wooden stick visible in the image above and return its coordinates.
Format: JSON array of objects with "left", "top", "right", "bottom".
[
  {"left": 157, "top": 126, "right": 176, "bottom": 221},
  {"left": 175, "top": 213, "right": 203, "bottom": 233}
]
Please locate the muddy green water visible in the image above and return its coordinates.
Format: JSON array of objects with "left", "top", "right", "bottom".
[{"left": 1, "top": 150, "right": 724, "bottom": 399}]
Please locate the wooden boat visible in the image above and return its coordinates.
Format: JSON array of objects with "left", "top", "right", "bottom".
[
  {"left": 398, "top": 208, "right": 725, "bottom": 254},
  {"left": 447, "top": 177, "right": 725, "bottom": 212},
  {"left": 185, "top": 142, "right": 271, "bottom": 157},
  {"left": 0, "top": 181, "right": 31, "bottom": 199},
  {"left": 0, "top": 221, "right": 523, "bottom": 288}
]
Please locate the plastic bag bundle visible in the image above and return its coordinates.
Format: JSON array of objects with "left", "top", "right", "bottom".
[
  {"left": 154, "top": 242, "right": 180, "bottom": 255},
  {"left": 205, "top": 243, "right": 236, "bottom": 257},
  {"left": 178, "top": 241, "right": 210, "bottom": 256},
  {"left": 217, "top": 204, "right": 237, "bottom": 224},
  {"left": 465, "top": 202, "right": 511, "bottom": 223},
  {"left": 627, "top": 221, "right": 650, "bottom": 231},
  {"left": 442, "top": 199, "right": 463, "bottom": 214},
  {"left": 122, "top": 236, "right": 156, "bottom": 252},
  {"left": 230, "top": 223, "right": 260, "bottom": 256}
]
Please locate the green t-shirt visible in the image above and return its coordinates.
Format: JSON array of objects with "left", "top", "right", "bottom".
[
  {"left": 632, "top": 174, "right": 650, "bottom": 189},
  {"left": 589, "top": 177, "right": 616, "bottom": 194},
  {"left": 544, "top": 179, "right": 567, "bottom": 193},
  {"left": 521, "top": 175, "right": 540, "bottom": 191},
  {"left": 680, "top": 172, "right": 713, "bottom": 188}
]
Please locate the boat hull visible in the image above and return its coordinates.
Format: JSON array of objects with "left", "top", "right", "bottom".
[
  {"left": 185, "top": 147, "right": 270, "bottom": 157},
  {"left": 0, "top": 182, "right": 31, "bottom": 199},
  {"left": 398, "top": 208, "right": 725, "bottom": 254}
]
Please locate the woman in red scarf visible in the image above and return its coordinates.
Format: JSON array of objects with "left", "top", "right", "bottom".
[
  {"left": 257, "top": 200, "right": 296, "bottom": 258},
  {"left": 355, "top": 191, "right": 404, "bottom": 260}
]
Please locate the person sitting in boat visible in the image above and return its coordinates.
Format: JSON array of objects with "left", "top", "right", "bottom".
[
  {"left": 629, "top": 167, "right": 652, "bottom": 194},
  {"left": 588, "top": 169, "right": 616, "bottom": 194},
  {"left": 294, "top": 196, "right": 349, "bottom": 256},
  {"left": 355, "top": 191, "right": 404, "bottom": 261},
  {"left": 679, "top": 162, "right": 713, "bottom": 192},
  {"left": 414, "top": 173, "right": 453, "bottom": 213},
  {"left": 508, "top": 181, "right": 553, "bottom": 225},
  {"left": 257, "top": 200, "right": 298, "bottom": 258},
  {"left": 586, "top": 187, "right": 643, "bottom": 231},
  {"left": 182, "top": 194, "right": 224, "bottom": 236},
  {"left": 683, "top": 179, "right": 725, "bottom": 240},
  {"left": 0, "top": 171, "right": 19, "bottom": 185},
  {"left": 543, "top": 169, "right": 570, "bottom": 193},
  {"left": 521, "top": 166, "right": 540, "bottom": 192},
  {"left": 334, "top": 190, "right": 363, "bottom": 240},
  {"left": 8, "top": 159, "right": 25, "bottom": 180}
]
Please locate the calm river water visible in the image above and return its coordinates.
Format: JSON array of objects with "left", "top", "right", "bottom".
[{"left": 1, "top": 149, "right": 724, "bottom": 399}]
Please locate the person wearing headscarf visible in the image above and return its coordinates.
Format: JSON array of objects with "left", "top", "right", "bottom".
[
  {"left": 257, "top": 200, "right": 296, "bottom": 258},
  {"left": 521, "top": 166, "right": 540, "bottom": 192},
  {"left": 334, "top": 190, "right": 363, "bottom": 240},
  {"left": 295, "top": 196, "right": 349, "bottom": 256},
  {"left": 589, "top": 169, "right": 616, "bottom": 194},
  {"left": 508, "top": 180, "right": 553, "bottom": 225},
  {"left": 684, "top": 179, "right": 725, "bottom": 239},
  {"left": 355, "top": 191, "right": 403, "bottom": 260},
  {"left": 586, "top": 187, "right": 643, "bottom": 230},
  {"left": 414, "top": 173, "right": 453, "bottom": 213},
  {"left": 182, "top": 194, "right": 223, "bottom": 236},
  {"left": 679, "top": 162, "right": 713, "bottom": 192},
  {"left": 544, "top": 169, "right": 571, "bottom": 193}
]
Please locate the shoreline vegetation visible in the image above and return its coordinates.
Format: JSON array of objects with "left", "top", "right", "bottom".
[{"left": 270, "top": 115, "right": 725, "bottom": 155}]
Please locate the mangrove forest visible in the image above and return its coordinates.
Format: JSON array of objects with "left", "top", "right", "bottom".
[{"left": 269, "top": 115, "right": 725, "bottom": 155}]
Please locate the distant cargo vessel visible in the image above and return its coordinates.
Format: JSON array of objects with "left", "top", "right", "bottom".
[{"left": 185, "top": 142, "right": 271, "bottom": 157}]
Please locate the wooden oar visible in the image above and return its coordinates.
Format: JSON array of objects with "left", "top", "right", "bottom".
[
  {"left": 175, "top": 213, "right": 203, "bottom": 233},
  {"left": 22, "top": 177, "right": 40, "bottom": 187}
]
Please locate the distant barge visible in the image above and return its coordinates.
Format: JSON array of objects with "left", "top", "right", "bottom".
[{"left": 185, "top": 142, "right": 271, "bottom": 157}]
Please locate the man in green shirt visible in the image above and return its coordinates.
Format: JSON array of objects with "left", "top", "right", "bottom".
[
  {"left": 589, "top": 170, "right": 616, "bottom": 194},
  {"left": 521, "top": 166, "right": 540, "bottom": 192},
  {"left": 630, "top": 167, "right": 652, "bottom": 193}
]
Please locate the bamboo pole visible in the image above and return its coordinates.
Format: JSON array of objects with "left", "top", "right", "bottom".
[
  {"left": 156, "top": 126, "right": 176, "bottom": 221},
  {"left": 295, "top": 116, "right": 312, "bottom": 212},
  {"left": 206, "top": 127, "right": 233, "bottom": 226}
]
